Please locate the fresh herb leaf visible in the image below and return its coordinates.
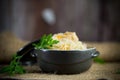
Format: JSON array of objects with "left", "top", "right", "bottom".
[
  {"left": 93, "top": 57, "right": 105, "bottom": 64},
  {"left": 0, "top": 54, "right": 25, "bottom": 75},
  {"left": 0, "top": 34, "right": 59, "bottom": 76},
  {"left": 33, "top": 34, "right": 59, "bottom": 49}
]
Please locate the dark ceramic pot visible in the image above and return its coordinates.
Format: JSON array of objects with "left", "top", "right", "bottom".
[
  {"left": 35, "top": 48, "right": 99, "bottom": 74},
  {"left": 17, "top": 40, "right": 99, "bottom": 74}
]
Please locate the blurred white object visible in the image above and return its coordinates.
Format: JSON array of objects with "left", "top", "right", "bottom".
[{"left": 42, "top": 8, "right": 56, "bottom": 25}]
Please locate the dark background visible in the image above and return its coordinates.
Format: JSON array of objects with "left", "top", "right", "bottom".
[{"left": 0, "top": 0, "right": 120, "bottom": 42}]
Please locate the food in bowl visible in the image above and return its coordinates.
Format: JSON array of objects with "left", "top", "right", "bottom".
[
  {"left": 33, "top": 31, "right": 99, "bottom": 74},
  {"left": 51, "top": 31, "right": 87, "bottom": 50}
]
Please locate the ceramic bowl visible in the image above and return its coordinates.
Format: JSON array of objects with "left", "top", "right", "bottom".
[
  {"left": 17, "top": 40, "right": 99, "bottom": 74},
  {"left": 35, "top": 48, "right": 99, "bottom": 74}
]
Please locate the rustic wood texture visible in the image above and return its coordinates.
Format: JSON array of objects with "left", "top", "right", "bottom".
[{"left": 0, "top": 0, "right": 120, "bottom": 41}]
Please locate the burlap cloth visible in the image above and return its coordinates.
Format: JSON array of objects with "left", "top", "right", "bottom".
[
  {"left": 0, "top": 63, "right": 120, "bottom": 80},
  {"left": 0, "top": 32, "right": 120, "bottom": 80}
]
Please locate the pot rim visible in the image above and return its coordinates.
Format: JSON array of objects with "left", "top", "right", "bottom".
[{"left": 35, "top": 47, "right": 96, "bottom": 52}]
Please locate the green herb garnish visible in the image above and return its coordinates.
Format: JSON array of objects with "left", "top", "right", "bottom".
[
  {"left": 0, "top": 54, "right": 25, "bottom": 75},
  {"left": 93, "top": 57, "right": 105, "bottom": 64},
  {"left": 32, "top": 34, "right": 59, "bottom": 49},
  {"left": 0, "top": 34, "right": 59, "bottom": 76}
]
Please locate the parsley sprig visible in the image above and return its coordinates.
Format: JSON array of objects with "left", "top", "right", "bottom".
[
  {"left": 32, "top": 34, "right": 59, "bottom": 49},
  {"left": 93, "top": 57, "right": 105, "bottom": 64},
  {"left": 0, "top": 54, "right": 25, "bottom": 75},
  {"left": 0, "top": 34, "right": 59, "bottom": 76}
]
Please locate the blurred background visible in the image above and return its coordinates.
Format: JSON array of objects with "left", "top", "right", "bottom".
[{"left": 0, "top": 0, "right": 120, "bottom": 42}]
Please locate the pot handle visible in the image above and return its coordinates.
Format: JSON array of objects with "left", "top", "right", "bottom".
[{"left": 91, "top": 51, "right": 100, "bottom": 58}]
